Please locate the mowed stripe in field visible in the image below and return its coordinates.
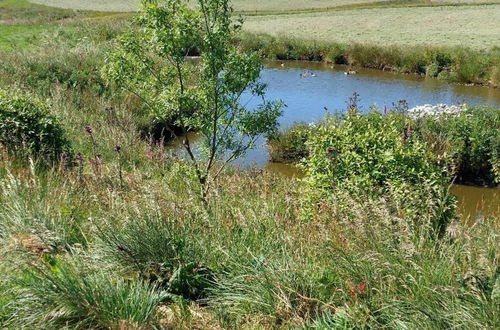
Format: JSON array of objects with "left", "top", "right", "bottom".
[
  {"left": 244, "top": 5, "right": 500, "bottom": 49},
  {"left": 27, "top": 0, "right": 389, "bottom": 12}
]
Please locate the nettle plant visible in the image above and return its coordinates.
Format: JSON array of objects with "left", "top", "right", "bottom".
[{"left": 102, "top": 0, "right": 283, "bottom": 202}]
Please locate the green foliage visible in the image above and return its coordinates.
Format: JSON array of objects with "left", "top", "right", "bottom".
[
  {"left": 268, "top": 106, "right": 500, "bottom": 187},
  {"left": 304, "top": 111, "right": 441, "bottom": 190},
  {"left": 0, "top": 89, "right": 72, "bottom": 162},
  {"left": 103, "top": 0, "right": 283, "bottom": 200},
  {"left": 6, "top": 256, "right": 164, "bottom": 329},
  {"left": 268, "top": 122, "right": 311, "bottom": 163},
  {"left": 414, "top": 106, "right": 500, "bottom": 185},
  {"left": 301, "top": 111, "right": 455, "bottom": 234}
]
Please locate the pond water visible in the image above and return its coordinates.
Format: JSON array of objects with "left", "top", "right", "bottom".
[{"left": 170, "top": 61, "right": 500, "bottom": 219}]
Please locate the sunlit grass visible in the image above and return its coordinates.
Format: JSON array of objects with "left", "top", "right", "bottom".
[{"left": 244, "top": 5, "right": 500, "bottom": 49}]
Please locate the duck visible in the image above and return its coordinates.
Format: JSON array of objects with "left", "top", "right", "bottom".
[
  {"left": 300, "top": 70, "right": 317, "bottom": 78},
  {"left": 344, "top": 70, "right": 357, "bottom": 75}
]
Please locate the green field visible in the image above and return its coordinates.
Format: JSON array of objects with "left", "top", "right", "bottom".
[
  {"left": 28, "top": 0, "right": 388, "bottom": 12},
  {"left": 27, "top": 0, "right": 500, "bottom": 12},
  {"left": 22, "top": 0, "right": 500, "bottom": 50},
  {"left": 244, "top": 5, "right": 500, "bottom": 49}
]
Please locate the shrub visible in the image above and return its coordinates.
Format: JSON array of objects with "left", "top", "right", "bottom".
[
  {"left": 302, "top": 111, "right": 455, "bottom": 234},
  {"left": 6, "top": 257, "right": 164, "bottom": 329},
  {"left": 0, "top": 89, "right": 72, "bottom": 162},
  {"left": 304, "top": 111, "right": 442, "bottom": 190},
  {"left": 268, "top": 122, "right": 311, "bottom": 163},
  {"left": 413, "top": 106, "right": 500, "bottom": 185}
]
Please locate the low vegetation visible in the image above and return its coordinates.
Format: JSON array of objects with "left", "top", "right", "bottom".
[
  {"left": 0, "top": 89, "right": 72, "bottom": 162},
  {"left": 0, "top": 0, "right": 498, "bottom": 328},
  {"left": 236, "top": 33, "right": 500, "bottom": 87},
  {"left": 269, "top": 105, "right": 500, "bottom": 186}
]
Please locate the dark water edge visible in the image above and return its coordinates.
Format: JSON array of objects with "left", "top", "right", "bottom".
[{"left": 262, "top": 163, "right": 500, "bottom": 221}]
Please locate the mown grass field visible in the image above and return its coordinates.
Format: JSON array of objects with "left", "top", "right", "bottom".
[
  {"left": 244, "top": 5, "right": 500, "bottom": 49},
  {"left": 28, "top": 0, "right": 389, "bottom": 12},
  {"left": 22, "top": 0, "right": 500, "bottom": 50}
]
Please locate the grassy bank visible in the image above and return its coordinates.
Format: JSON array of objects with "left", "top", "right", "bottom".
[{"left": 0, "top": 143, "right": 498, "bottom": 329}]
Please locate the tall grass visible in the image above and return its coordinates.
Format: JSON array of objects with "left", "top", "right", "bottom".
[
  {"left": 0, "top": 142, "right": 498, "bottom": 328},
  {"left": 5, "top": 257, "right": 164, "bottom": 329}
]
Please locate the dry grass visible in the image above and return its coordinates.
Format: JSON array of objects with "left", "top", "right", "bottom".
[{"left": 244, "top": 5, "right": 500, "bottom": 49}]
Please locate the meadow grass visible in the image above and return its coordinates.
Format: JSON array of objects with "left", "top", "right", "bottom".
[
  {"left": 243, "top": 5, "right": 500, "bottom": 50},
  {"left": 0, "top": 147, "right": 498, "bottom": 328},
  {"left": 26, "top": 0, "right": 500, "bottom": 12}
]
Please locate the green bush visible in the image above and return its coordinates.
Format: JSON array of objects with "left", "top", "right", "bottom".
[
  {"left": 302, "top": 111, "right": 454, "bottom": 234},
  {"left": 304, "top": 111, "right": 442, "bottom": 190},
  {"left": 0, "top": 89, "right": 72, "bottom": 162},
  {"left": 414, "top": 106, "right": 500, "bottom": 185},
  {"left": 268, "top": 122, "right": 311, "bottom": 163}
]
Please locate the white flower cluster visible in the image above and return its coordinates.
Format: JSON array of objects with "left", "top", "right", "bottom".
[{"left": 408, "top": 104, "right": 467, "bottom": 119}]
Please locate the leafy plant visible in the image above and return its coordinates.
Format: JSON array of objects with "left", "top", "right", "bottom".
[
  {"left": 0, "top": 89, "right": 72, "bottom": 162},
  {"left": 413, "top": 106, "right": 500, "bottom": 185},
  {"left": 102, "top": 0, "right": 283, "bottom": 203},
  {"left": 302, "top": 110, "right": 455, "bottom": 234},
  {"left": 268, "top": 122, "right": 311, "bottom": 163}
]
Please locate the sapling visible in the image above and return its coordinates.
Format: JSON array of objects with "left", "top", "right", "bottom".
[{"left": 103, "top": 0, "right": 283, "bottom": 204}]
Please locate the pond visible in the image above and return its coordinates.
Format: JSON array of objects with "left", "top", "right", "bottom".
[{"left": 171, "top": 61, "right": 500, "bottom": 219}]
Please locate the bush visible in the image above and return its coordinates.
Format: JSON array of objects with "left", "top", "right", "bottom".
[
  {"left": 302, "top": 111, "right": 455, "bottom": 234},
  {"left": 268, "top": 122, "right": 311, "bottom": 163},
  {"left": 0, "top": 89, "right": 72, "bottom": 162},
  {"left": 414, "top": 106, "right": 500, "bottom": 185},
  {"left": 304, "top": 111, "right": 442, "bottom": 190}
]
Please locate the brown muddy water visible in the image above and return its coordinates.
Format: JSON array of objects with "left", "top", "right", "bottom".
[{"left": 169, "top": 61, "right": 500, "bottom": 220}]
